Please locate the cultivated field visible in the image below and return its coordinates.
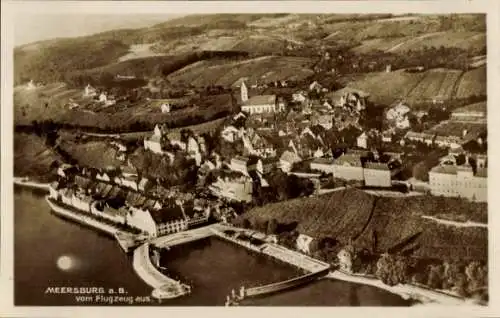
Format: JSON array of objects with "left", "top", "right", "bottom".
[
  {"left": 14, "top": 133, "right": 61, "bottom": 180},
  {"left": 388, "top": 32, "right": 486, "bottom": 53},
  {"left": 335, "top": 70, "right": 427, "bottom": 105},
  {"left": 424, "top": 121, "right": 486, "bottom": 139},
  {"left": 14, "top": 81, "right": 233, "bottom": 131},
  {"left": 58, "top": 140, "right": 123, "bottom": 170},
  {"left": 405, "top": 68, "right": 463, "bottom": 102},
  {"left": 168, "top": 56, "right": 315, "bottom": 87},
  {"left": 118, "top": 43, "right": 167, "bottom": 62},
  {"left": 245, "top": 188, "right": 487, "bottom": 261},
  {"left": 455, "top": 66, "right": 486, "bottom": 98},
  {"left": 14, "top": 83, "right": 87, "bottom": 125},
  {"left": 339, "top": 67, "right": 485, "bottom": 106}
]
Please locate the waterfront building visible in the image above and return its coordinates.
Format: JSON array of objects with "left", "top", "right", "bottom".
[
  {"left": 91, "top": 200, "right": 128, "bottom": 224},
  {"left": 296, "top": 234, "right": 314, "bottom": 254},
  {"left": 49, "top": 181, "right": 63, "bottom": 200},
  {"left": 150, "top": 206, "right": 188, "bottom": 236},
  {"left": 337, "top": 248, "right": 354, "bottom": 273},
  {"left": 127, "top": 206, "right": 156, "bottom": 235},
  {"left": 61, "top": 188, "right": 75, "bottom": 206},
  {"left": 71, "top": 192, "right": 93, "bottom": 213}
]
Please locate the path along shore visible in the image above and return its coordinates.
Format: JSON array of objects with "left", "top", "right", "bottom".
[
  {"left": 14, "top": 177, "right": 50, "bottom": 191},
  {"left": 327, "top": 271, "right": 470, "bottom": 305}
]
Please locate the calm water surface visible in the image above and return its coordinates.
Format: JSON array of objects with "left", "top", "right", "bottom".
[{"left": 14, "top": 188, "right": 411, "bottom": 306}]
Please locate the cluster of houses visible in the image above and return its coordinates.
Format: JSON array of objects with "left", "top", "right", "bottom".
[
  {"left": 50, "top": 165, "right": 214, "bottom": 237},
  {"left": 83, "top": 84, "right": 116, "bottom": 107},
  {"left": 309, "top": 150, "right": 402, "bottom": 187},
  {"left": 95, "top": 72, "right": 489, "bottom": 214},
  {"left": 144, "top": 123, "right": 206, "bottom": 166}
]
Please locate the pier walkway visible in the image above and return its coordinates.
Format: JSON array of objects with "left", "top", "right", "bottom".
[{"left": 132, "top": 242, "right": 190, "bottom": 300}]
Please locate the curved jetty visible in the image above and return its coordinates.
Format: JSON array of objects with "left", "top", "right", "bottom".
[{"left": 133, "top": 242, "right": 191, "bottom": 300}]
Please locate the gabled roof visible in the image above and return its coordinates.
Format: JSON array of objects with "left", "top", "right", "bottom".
[
  {"left": 232, "top": 156, "right": 250, "bottom": 164},
  {"left": 311, "top": 157, "right": 334, "bottom": 165},
  {"left": 334, "top": 154, "right": 362, "bottom": 167},
  {"left": 430, "top": 165, "right": 458, "bottom": 175},
  {"left": 74, "top": 175, "right": 92, "bottom": 190},
  {"left": 243, "top": 95, "right": 276, "bottom": 107},
  {"left": 280, "top": 150, "right": 301, "bottom": 164},
  {"left": 150, "top": 205, "right": 185, "bottom": 224},
  {"left": 364, "top": 162, "right": 390, "bottom": 171}
]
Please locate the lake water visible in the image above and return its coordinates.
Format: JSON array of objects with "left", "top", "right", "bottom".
[{"left": 14, "top": 188, "right": 411, "bottom": 306}]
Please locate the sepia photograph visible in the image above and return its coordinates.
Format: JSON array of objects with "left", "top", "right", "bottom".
[{"left": 1, "top": 0, "right": 498, "bottom": 316}]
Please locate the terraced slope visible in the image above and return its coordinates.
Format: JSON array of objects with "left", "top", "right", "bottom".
[{"left": 244, "top": 189, "right": 487, "bottom": 260}]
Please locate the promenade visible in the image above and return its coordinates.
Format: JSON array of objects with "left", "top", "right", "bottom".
[
  {"left": 46, "top": 196, "right": 119, "bottom": 236},
  {"left": 14, "top": 177, "right": 50, "bottom": 191},
  {"left": 327, "top": 271, "right": 467, "bottom": 305}
]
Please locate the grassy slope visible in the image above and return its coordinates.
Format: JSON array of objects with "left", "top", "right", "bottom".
[
  {"left": 244, "top": 188, "right": 487, "bottom": 260},
  {"left": 168, "top": 56, "right": 315, "bottom": 87},
  {"left": 14, "top": 133, "right": 61, "bottom": 179},
  {"left": 455, "top": 66, "right": 486, "bottom": 98},
  {"left": 58, "top": 140, "right": 122, "bottom": 170},
  {"left": 338, "top": 67, "right": 483, "bottom": 106}
]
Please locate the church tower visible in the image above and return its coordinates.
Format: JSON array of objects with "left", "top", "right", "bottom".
[{"left": 240, "top": 81, "right": 248, "bottom": 102}]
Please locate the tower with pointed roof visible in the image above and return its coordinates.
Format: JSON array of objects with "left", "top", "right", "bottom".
[{"left": 240, "top": 81, "right": 248, "bottom": 103}]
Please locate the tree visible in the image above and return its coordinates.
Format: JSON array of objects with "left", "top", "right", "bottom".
[
  {"left": 241, "top": 218, "right": 251, "bottom": 229},
  {"left": 376, "top": 254, "right": 410, "bottom": 286},
  {"left": 267, "top": 218, "right": 279, "bottom": 235},
  {"left": 427, "top": 264, "right": 444, "bottom": 289}
]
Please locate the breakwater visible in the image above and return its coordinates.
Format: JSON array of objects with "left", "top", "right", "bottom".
[
  {"left": 245, "top": 268, "right": 330, "bottom": 297},
  {"left": 132, "top": 243, "right": 190, "bottom": 300},
  {"left": 212, "top": 226, "right": 331, "bottom": 301}
]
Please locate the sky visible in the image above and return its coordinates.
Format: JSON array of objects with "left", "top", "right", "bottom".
[{"left": 14, "top": 14, "right": 181, "bottom": 46}]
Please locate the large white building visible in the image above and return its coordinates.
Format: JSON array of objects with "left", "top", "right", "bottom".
[
  {"left": 144, "top": 124, "right": 164, "bottom": 154},
  {"left": 429, "top": 157, "right": 487, "bottom": 202},
  {"left": 363, "top": 163, "right": 392, "bottom": 187}
]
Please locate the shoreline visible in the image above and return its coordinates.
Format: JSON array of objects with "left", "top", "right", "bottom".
[
  {"left": 14, "top": 177, "right": 50, "bottom": 191},
  {"left": 16, "top": 185, "right": 483, "bottom": 306},
  {"left": 327, "top": 271, "right": 470, "bottom": 306}
]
